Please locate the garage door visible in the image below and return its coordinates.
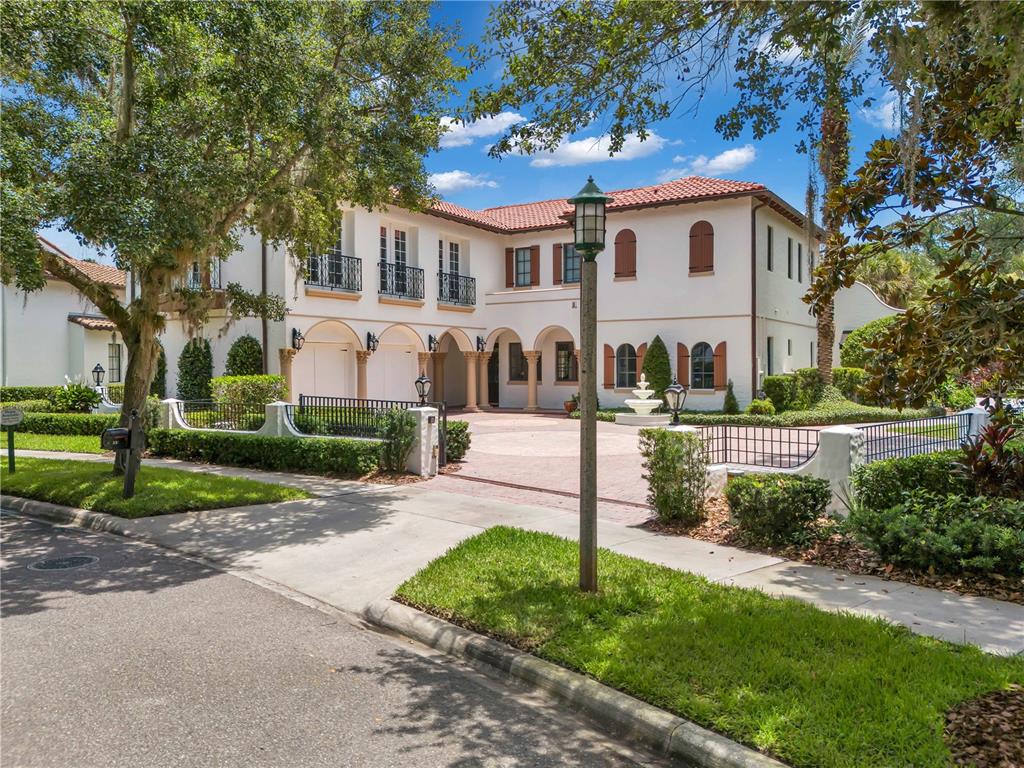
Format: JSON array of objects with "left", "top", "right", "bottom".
[
  {"left": 374, "top": 345, "right": 417, "bottom": 401},
  {"left": 292, "top": 343, "right": 354, "bottom": 398}
]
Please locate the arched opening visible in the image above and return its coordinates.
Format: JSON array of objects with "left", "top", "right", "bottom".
[
  {"left": 367, "top": 324, "right": 423, "bottom": 401},
  {"left": 435, "top": 328, "right": 474, "bottom": 407},
  {"left": 486, "top": 328, "right": 523, "bottom": 408},
  {"left": 615, "top": 343, "right": 637, "bottom": 388},
  {"left": 691, "top": 341, "right": 714, "bottom": 389},
  {"left": 534, "top": 325, "right": 577, "bottom": 407},
  {"left": 291, "top": 320, "right": 361, "bottom": 399}
]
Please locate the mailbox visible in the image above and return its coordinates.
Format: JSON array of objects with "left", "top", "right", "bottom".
[{"left": 101, "top": 427, "right": 133, "bottom": 451}]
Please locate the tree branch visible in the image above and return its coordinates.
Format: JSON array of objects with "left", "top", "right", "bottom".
[{"left": 39, "top": 249, "right": 132, "bottom": 329}]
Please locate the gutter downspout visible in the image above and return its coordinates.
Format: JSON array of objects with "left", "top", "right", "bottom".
[
  {"left": 261, "top": 237, "right": 269, "bottom": 374},
  {"left": 751, "top": 200, "right": 767, "bottom": 401}
]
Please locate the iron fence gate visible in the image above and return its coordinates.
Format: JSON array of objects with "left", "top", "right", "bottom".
[{"left": 697, "top": 425, "right": 820, "bottom": 469}]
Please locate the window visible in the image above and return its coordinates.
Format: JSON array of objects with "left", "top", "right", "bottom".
[
  {"left": 515, "top": 247, "right": 532, "bottom": 287},
  {"left": 555, "top": 341, "right": 577, "bottom": 382},
  {"left": 787, "top": 237, "right": 793, "bottom": 279},
  {"left": 615, "top": 344, "right": 637, "bottom": 388},
  {"left": 614, "top": 229, "right": 637, "bottom": 278},
  {"left": 393, "top": 229, "right": 407, "bottom": 266},
  {"left": 379, "top": 226, "right": 388, "bottom": 262},
  {"left": 787, "top": 339, "right": 792, "bottom": 356},
  {"left": 448, "top": 241, "right": 460, "bottom": 275},
  {"left": 438, "top": 239, "right": 444, "bottom": 273},
  {"left": 108, "top": 342, "right": 122, "bottom": 383},
  {"left": 797, "top": 242, "right": 803, "bottom": 282},
  {"left": 563, "top": 244, "right": 580, "bottom": 284},
  {"left": 187, "top": 262, "right": 201, "bottom": 290},
  {"left": 689, "top": 221, "right": 714, "bottom": 273},
  {"left": 766, "top": 337, "right": 775, "bottom": 376},
  {"left": 691, "top": 342, "right": 714, "bottom": 389},
  {"left": 508, "top": 342, "right": 540, "bottom": 382},
  {"left": 767, "top": 225, "right": 774, "bottom": 271}
]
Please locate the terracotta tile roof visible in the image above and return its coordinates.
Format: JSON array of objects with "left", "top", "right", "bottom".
[
  {"left": 427, "top": 176, "right": 769, "bottom": 233},
  {"left": 37, "top": 236, "right": 127, "bottom": 288},
  {"left": 67, "top": 313, "right": 116, "bottom": 331}
]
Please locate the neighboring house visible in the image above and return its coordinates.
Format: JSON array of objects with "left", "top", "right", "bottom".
[
  {"left": 1, "top": 237, "right": 128, "bottom": 387},
  {"left": 4, "top": 176, "right": 898, "bottom": 409}
]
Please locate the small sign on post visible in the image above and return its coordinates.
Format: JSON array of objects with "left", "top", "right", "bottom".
[{"left": 1, "top": 406, "right": 24, "bottom": 473}]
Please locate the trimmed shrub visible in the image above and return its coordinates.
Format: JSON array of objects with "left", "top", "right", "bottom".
[
  {"left": 445, "top": 420, "right": 471, "bottom": 462},
  {"left": 47, "top": 380, "right": 101, "bottom": 413},
  {"left": 12, "top": 412, "right": 118, "bottom": 435},
  {"left": 0, "top": 386, "right": 61, "bottom": 401},
  {"left": 211, "top": 374, "right": 287, "bottom": 405},
  {"left": 0, "top": 399, "right": 53, "bottom": 413},
  {"left": 762, "top": 375, "right": 795, "bottom": 412},
  {"left": 848, "top": 490, "right": 1024, "bottom": 575},
  {"left": 723, "top": 380, "right": 740, "bottom": 414},
  {"left": 150, "top": 342, "right": 167, "bottom": 399},
  {"left": 725, "top": 474, "right": 831, "bottom": 546},
  {"left": 832, "top": 367, "right": 867, "bottom": 402},
  {"left": 379, "top": 407, "right": 417, "bottom": 471},
  {"left": 639, "top": 428, "right": 709, "bottom": 525},
  {"left": 850, "top": 451, "right": 969, "bottom": 512},
  {"left": 641, "top": 335, "right": 673, "bottom": 399},
  {"left": 177, "top": 338, "right": 214, "bottom": 401},
  {"left": 745, "top": 398, "right": 776, "bottom": 415},
  {"left": 839, "top": 315, "right": 899, "bottom": 369},
  {"left": 934, "top": 378, "right": 977, "bottom": 411},
  {"left": 792, "top": 368, "right": 824, "bottom": 410},
  {"left": 225, "top": 334, "right": 264, "bottom": 376},
  {"left": 146, "top": 429, "right": 381, "bottom": 476}
]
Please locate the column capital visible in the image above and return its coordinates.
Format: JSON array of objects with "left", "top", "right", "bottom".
[
  {"left": 279, "top": 347, "right": 297, "bottom": 362},
  {"left": 523, "top": 349, "right": 542, "bottom": 361},
  {"left": 356, "top": 349, "right": 372, "bottom": 364},
  {"left": 432, "top": 351, "right": 449, "bottom": 362}
]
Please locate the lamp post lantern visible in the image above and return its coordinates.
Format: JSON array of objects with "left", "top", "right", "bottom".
[
  {"left": 663, "top": 379, "right": 688, "bottom": 424},
  {"left": 92, "top": 364, "right": 105, "bottom": 388},
  {"left": 291, "top": 328, "right": 306, "bottom": 351},
  {"left": 568, "top": 176, "right": 612, "bottom": 593},
  {"left": 414, "top": 374, "right": 432, "bottom": 405}
]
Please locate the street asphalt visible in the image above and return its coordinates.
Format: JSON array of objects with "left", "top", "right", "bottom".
[{"left": 0, "top": 514, "right": 673, "bottom": 768}]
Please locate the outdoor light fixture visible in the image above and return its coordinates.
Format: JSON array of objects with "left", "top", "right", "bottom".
[
  {"left": 291, "top": 328, "right": 306, "bottom": 351},
  {"left": 569, "top": 175, "right": 613, "bottom": 255},
  {"left": 92, "top": 363, "right": 105, "bottom": 387},
  {"left": 414, "top": 373, "right": 432, "bottom": 405},
  {"left": 366, "top": 332, "right": 379, "bottom": 352},
  {"left": 476, "top": 335, "right": 486, "bottom": 352},
  {"left": 428, "top": 334, "right": 439, "bottom": 352},
  {"left": 663, "top": 379, "right": 689, "bottom": 424}
]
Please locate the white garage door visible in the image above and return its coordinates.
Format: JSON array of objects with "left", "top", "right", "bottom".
[
  {"left": 293, "top": 343, "right": 354, "bottom": 398},
  {"left": 374, "top": 345, "right": 418, "bottom": 401}
]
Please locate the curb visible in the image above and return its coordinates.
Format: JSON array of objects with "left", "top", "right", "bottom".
[
  {"left": 363, "top": 598, "right": 788, "bottom": 768},
  {"left": 2, "top": 495, "right": 135, "bottom": 536}
]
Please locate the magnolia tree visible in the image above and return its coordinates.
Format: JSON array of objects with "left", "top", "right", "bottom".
[{"left": 1, "top": 0, "right": 461, "bottom": 468}]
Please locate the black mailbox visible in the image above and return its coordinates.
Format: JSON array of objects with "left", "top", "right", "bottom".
[{"left": 101, "top": 427, "right": 132, "bottom": 451}]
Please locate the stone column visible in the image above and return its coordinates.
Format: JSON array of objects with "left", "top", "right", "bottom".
[
  {"left": 356, "top": 350, "right": 371, "bottom": 399},
  {"left": 464, "top": 351, "right": 480, "bottom": 412},
  {"left": 524, "top": 350, "right": 541, "bottom": 411},
  {"left": 417, "top": 352, "right": 431, "bottom": 377},
  {"left": 278, "top": 348, "right": 296, "bottom": 401},
  {"left": 477, "top": 352, "right": 491, "bottom": 409},
  {"left": 406, "top": 406, "right": 440, "bottom": 478},
  {"left": 433, "top": 352, "right": 447, "bottom": 404}
]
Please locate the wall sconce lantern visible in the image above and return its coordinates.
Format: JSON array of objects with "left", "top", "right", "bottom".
[
  {"left": 366, "top": 332, "right": 379, "bottom": 352},
  {"left": 92, "top": 363, "right": 105, "bottom": 387},
  {"left": 428, "top": 334, "right": 439, "bottom": 352},
  {"left": 476, "top": 335, "right": 486, "bottom": 352},
  {"left": 291, "top": 328, "right": 306, "bottom": 351},
  {"left": 414, "top": 374, "right": 432, "bottom": 405}
]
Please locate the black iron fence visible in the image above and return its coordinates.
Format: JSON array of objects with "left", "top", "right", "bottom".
[
  {"left": 438, "top": 271, "right": 476, "bottom": 306},
  {"left": 697, "top": 425, "right": 820, "bottom": 468},
  {"left": 307, "top": 252, "right": 362, "bottom": 292},
  {"left": 379, "top": 262, "right": 424, "bottom": 300},
  {"left": 861, "top": 413, "right": 972, "bottom": 464},
  {"left": 105, "top": 385, "right": 124, "bottom": 404},
  {"left": 288, "top": 394, "right": 447, "bottom": 465},
  {"left": 178, "top": 401, "right": 267, "bottom": 431}
]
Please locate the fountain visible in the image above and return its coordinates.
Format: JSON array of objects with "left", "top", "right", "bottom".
[{"left": 614, "top": 373, "right": 671, "bottom": 426}]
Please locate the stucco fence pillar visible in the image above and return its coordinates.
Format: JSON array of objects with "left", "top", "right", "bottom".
[
  {"left": 667, "top": 425, "right": 729, "bottom": 499},
  {"left": 406, "top": 406, "right": 440, "bottom": 478},
  {"left": 92, "top": 385, "right": 121, "bottom": 414},
  {"left": 794, "top": 425, "right": 865, "bottom": 514}
]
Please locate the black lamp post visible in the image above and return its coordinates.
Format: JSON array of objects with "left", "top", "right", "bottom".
[
  {"left": 568, "top": 175, "right": 612, "bottom": 594},
  {"left": 414, "top": 374, "right": 432, "bottom": 405},
  {"left": 663, "top": 379, "right": 689, "bottom": 424},
  {"left": 92, "top": 364, "right": 105, "bottom": 387},
  {"left": 291, "top": 328, "right": 306, "bottom": 350}
]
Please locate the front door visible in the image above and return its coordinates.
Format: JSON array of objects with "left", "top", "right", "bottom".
[{"left": 487, "top": 349, "right": 499, "bottom": 406}]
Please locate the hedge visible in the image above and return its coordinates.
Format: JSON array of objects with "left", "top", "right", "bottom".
[
  {"left": 146, "top": 429, "right": 381, "bottom": 476},
  {"left": 445, "top": 420, "right": 471, "bottom": 462},
  {"left": 574, "top": 403, "right": 931, "bottom": 427},
  {"left": 840, "top": 316, "right": 899, "bottom": 369},
  {"left": 832, "top": 367, "right": 868, "bottom": 402},
  {"left": 9, "top": 412, "right": 118, "bottom": 436},
  {"left": 850, "top": 451, "right": 969, "bottom": 512},
  {"left": 1, "top": 399, "right": 54, "bottom": 413},
  {"left": 1, "top": 386, "right": 61, "bottom": 401},
  {"left": 725, "top": 473, "right": 831, "bottom": 546},
  {"left": 211, "top": 374, "right": 287, "bottom": 405}
]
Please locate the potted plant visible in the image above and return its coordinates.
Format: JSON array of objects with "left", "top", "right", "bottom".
[{"left": 564, "top": 392, "right": 579, "bottom": 414}]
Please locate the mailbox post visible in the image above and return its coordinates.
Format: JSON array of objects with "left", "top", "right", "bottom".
[{"left": 101, "top": 409, "right": 145, "bottom": 498}]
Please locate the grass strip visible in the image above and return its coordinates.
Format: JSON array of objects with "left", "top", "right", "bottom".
[{"left": 11, "top": 433, "right": 107, "bottom": 454}]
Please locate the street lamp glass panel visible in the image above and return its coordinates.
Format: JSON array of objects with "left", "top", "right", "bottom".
[
  {"left": 568, "top": 176, "right": 612, "bottom": 252},
  {"left": 414, "top": 374, "right": 432, "bottom": 403},
  {"left": 663, "top": 380, "right": 685, "bottom": 412},
  {"left": 92, "top": 364, "right": 105, "bottom": 387}
]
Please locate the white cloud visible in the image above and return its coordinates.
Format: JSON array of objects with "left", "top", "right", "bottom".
[
  {"left": 428, "top": 170, "right": 499, "bottom": 194},
  {"left": 658, "top": 144, "right": 757, "bottom": 182},
  {"left": 860, "top": 92, "right": 899, "bottom": 132},
  {"left": 528, "top": 132, "right": 667, "bottom": 168},
  {"left": 439, "top": 112, "right": 524, "bottom": 148}
]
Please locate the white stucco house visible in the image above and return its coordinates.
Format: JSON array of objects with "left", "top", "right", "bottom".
[{"left": 3, "top": 176, "right": 898, "bottom": 410}]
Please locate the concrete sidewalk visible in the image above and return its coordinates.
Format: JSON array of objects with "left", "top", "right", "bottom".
[{"left": 12, "top": 449, "right": 1024, "bottom": 655}]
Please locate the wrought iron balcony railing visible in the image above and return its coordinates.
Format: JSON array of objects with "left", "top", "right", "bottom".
[
  {"left": 307, "top": 253, "right": 362, "bottom": 292},
  {"left": 437, "top": 271, "right": 476, "bottom": 306},
  {"left": 379, "top": 261, "right": 424, "bottom": 300}
]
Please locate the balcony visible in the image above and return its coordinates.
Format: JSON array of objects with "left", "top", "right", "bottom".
[
  {"left": 379, "top": 261, "right": 424, "bottom": 300},
  {"left": 307, "top": 252, "right": 362, "bottom": 293},
  {"left": 437, "top": 271, "right": 476, "bottom": 306}
]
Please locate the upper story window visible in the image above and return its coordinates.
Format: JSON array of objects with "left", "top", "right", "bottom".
[
  {"left": 438, "top": 239, "right": 461, "bottom": 274},
  {"left": 187, "top": 262, "right": 202, "bottom": 290},
  {"left": 438, "top": 239, "right": 444, "bottom": 273},
  {"left": 615, "top": 343, "right": 637, "bottom": 388},
  {"left": 448, "top": 241, "right": 460, "bottom": 274},
  {"left": 767, "top": 225, "right": 774, "bottom": 271},
  {"left": 614, "top": 229, "right": 637, "bottom": 278},
  {"left": 797, "top": 242, "right": 803, "bottom": 282},
  {"left": 555, "top": 341, "right": 578, "bottom": 382},
  {"left": 394, "top": 229, "right": 407, "bottom": 266},
  {"left": 691, "top": 341, "right": 714, "bottom": 389},
  {"left": 689, "top": 221, "right": 714, "bottom": 274},
  {"left": 379, "top": 226, "right": 388, "bottom": 262},
  {"left": 563, "top": 244, "right": 580, "bottom": 284},
  {"left": 515, "top": 247, "right": 532, "bottom": 287},
  {"left": 787, "top": 237, "right": 794, "bottom": 279}
]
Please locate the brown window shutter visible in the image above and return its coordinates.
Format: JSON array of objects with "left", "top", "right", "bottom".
[
  {"left": 636, "top": 342, "right": 647, "bottom": 378},
  {"left": 603, "top": 344, "right": 615, "bottom": 389},
  {"left": 614, "top": 229, "right": 637, "bottom": 277},
  {"left": 713, "top": 341, "right": 727, "bottom": 390},
  {"left": 505, "top": 247, "right": 514, "bottom": 287},
  {"left": 677, "top": 343, "right": 690, "bottom": 384},
  {"left": 552, "top": 243, "right": 562, "bottom": 285},
  {"left": 689, "top": 221, "right": 714, "bottom": 273},
  {"left": 530, "top": 245, "right": 540, "bottom": 286}
]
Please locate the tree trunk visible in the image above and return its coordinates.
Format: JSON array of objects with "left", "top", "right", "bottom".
[{"left": 112, "top": 288, "right": 163, "bottom": 474}]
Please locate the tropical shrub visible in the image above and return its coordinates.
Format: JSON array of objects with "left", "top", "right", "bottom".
[
  {"left": 225, "top": 334, "right": 264, "bottom": 376},
  {"left": 641, "top": 335, "right": 672, "bottom": 399},
  {"left": 955, "top": 407, "right": 1024, "bottom": 498},
  {"left": 725, "top": 474, "right": 831, "bottom": 546},
  {"left": 832, "top": 367, "right": 867, "bottom": 402},
  {"left": 379, "top": 407, "right": 417, "bottom": 471},
  {"left": 762, "top": 375, "right": 795, "bottom": 412},
  {"left": 445, "top": 420, "right": 471, "bottom": 462},
  {"left": 792, "top": 368, "right": 824, "bottom": 411},
  {"left": 934, "top": 378, "right": 977, "bottom": 411},
  {"left": 850, "top": 452, "right": 968, "bottom": 512},
  {"left": 211, "top": 374, "right": 287, "bottom": 406},
  {"left": 47, "top": 380, "right": 101, "bottom": 413},
  {"left": 839, "top": 315, "right": 900, "bottom": 369},
  {"left": 639, "top": 428, "right": 709, "bottom": 525},
  {"left": 847, "top": 490, "right": 1024, "bottom": 575},
  {"left": 723, "top": 379, "right": 740, "bottom": 414},
  {"left": 177, "top": 338, "right": 213, "bottom": 401},
  {"left": 150, "top": 342, "right": 167, "bottom": 399},
  {"left": 745, "top": 398, "right": 776, "bottom": 415}
]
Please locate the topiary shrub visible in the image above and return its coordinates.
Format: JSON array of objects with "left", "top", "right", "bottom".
[
  {"left": 850, "top": 451, "right": 969, "bottom": 512},
  {"left": 444, "top": 420, "right": 471, "bottom": 462},
  {"left": 725, "top": 473, "right": 831, "bottom": 546},
  {"left": 832, "top": 367, "right": 867, "bottom": 402},
  {"left": 211, "top": 374, "right": 288, "bottom": 405},
  {"left": 639, "top": 428, "right": 709, "bottom": 525},
  {"left": 641, "top": 335, "right": 672, "bottom": 399},
  {"left": 177, "top": 338, "right": 214, "bottom": 401},
  {"left": 847, "top": 490, "right": 1024, "bottom": 575},
  {"left": 379, "top": 407, "right": 417, "bottom": 471},
  {"left": 150, "top": 342, "right": 167, "bottom": 399},
  {"left": 762, "top": 375, "right": 794, "bottom": 412},
  {"left": 723, "top": 379, "right": 740, "bottom": 414},
  {"left": 745, "top": 398, "right": 776, "bottom": 415},
  {"left": 839, "top": 315, "right": 900, "bottom": 369},
  {"left": 47, "top": 380, "right": 101, "bottom": 413},
  {"left": 225, "top": 334, "right": 264, "bottom": 376},
  {"left": 792, "top": 368, "right": 824, "bottom": 410}
]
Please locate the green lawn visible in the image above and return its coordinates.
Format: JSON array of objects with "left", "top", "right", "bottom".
[
  {"left": 396, "top": 527, "right": 1024, "bottom": 768},
  {"left": 1, "top": 457, "right": 309, "bottom": 518},
  {"left": 889, "top": 423, "right": 962, "bottom": 438},
  {"left": 10, "top": 432, "right": 107, "bottom": 453}
]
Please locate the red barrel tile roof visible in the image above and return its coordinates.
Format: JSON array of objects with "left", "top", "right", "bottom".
[{"left": 37, "top": 236, "right": 127, "bottom": 288}]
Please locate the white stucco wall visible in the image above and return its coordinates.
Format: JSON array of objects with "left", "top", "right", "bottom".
[{"left": 833, "top": 281, "right": 902, "bottom": 364}]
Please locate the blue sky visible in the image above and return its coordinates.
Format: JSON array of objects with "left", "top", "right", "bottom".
[{"left": 42, "top": 1, "right": 897, "bottom": 261}]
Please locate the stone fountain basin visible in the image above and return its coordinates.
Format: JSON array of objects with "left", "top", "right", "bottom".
[{"left": 624, "top": 398, "right": 662, "bottom": 416}]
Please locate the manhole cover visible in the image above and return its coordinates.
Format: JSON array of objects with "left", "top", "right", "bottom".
[{"left": 28, "top": 555, "right": 98, "bottom": 571}]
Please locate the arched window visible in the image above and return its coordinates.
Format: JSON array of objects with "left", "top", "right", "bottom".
[
  {"left": 691, "top": 342, "right": 714, "bottom": 389},
  {"left": 614, "top": 229, "right": 637, "bottom": 278},
  {"left": 689, "top": 221, "right": 714, "bottom": 273},
  {"left": 615, "top": 344, "right": 637, "bottom": 388}
]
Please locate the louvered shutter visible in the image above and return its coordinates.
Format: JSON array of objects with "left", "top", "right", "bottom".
[
  {"left": 552, "top": 243, "right": 562, "bottom": 285},
  {"left": 713, "top": 341, "right": 727, "bottom": 390},
  {"left": 603, "top": 344, "right": 615, "bottom": 389},
  {"left": 689, "top": 221, "right": 714, "bottom": 273},
  {"left": 677, "top": 343, "right": 690, "bottom": 385},
  {"left": 636, "top": 342, "right": 647, "bottom": 380},
  {"left": 614, "top": 229, "right": 637, "bottom": 277},
  {"left": 530, "top": 245, "right": 540, "bottom": 286},
  {"left": 505, "top": 248, "right": 514, "bottom": 287}
]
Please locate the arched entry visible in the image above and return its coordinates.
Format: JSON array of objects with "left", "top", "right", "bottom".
[
  {"left": 367, "top": 323, "right": 423, "bottom": 402},
  {"left": 292, "top": 320, "right": 361, "bottom": 399},
  {"left": 533, "top": 325, "right": 578, "bottom": 410},
  {"left": 435, "top": 329, "right": 473, "bottom": 408},
  {"left": 484, "top": 327, "right": 524, "bottom": 409}
]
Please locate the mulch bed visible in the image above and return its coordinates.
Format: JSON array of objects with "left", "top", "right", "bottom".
[
  {"left": 945, "top": 685, "right": 1024, "bottom": 768},
  {"left": 642, "top": 498, "right": 1024, "bottom": 605}
]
